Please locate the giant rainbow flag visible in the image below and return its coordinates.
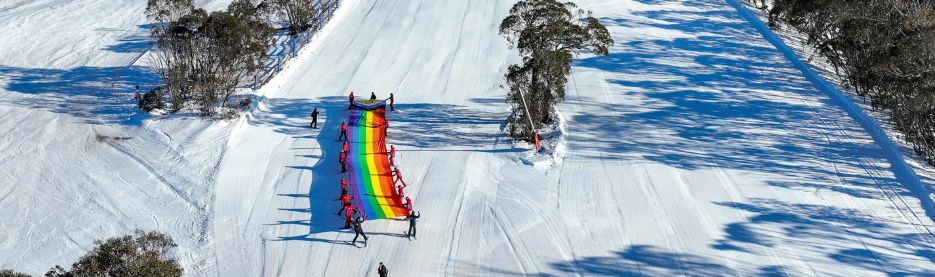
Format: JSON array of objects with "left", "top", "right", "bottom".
[{"left": 346, "top": 99, "right": 408, "bottom": 220}]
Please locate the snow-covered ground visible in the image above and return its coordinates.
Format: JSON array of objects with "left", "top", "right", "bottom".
[
  {"left": 3, "top": 0, "right": 935, "bottom": 276},
  {"left": 0, "top": 0, "right": 235, "bottom": 275}
]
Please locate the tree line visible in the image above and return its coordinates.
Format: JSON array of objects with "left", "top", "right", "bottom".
[
  {"left": 759, "top": 0, "right": 935, "bottom": 165},
  {"left": 143, "top": 0, "right": 333, "bottom": 116}
]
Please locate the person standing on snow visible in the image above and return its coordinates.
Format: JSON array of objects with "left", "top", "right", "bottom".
[
  {"left": 348, "top": 92, "right": 355, "bottom": 110},
  {"left": 406, "top": 210, "right": 420, "bottom": 239},
  {"left": 340, "top": 177, "right": 349, "bottom": 195},
  {"left": 387, "top": 145, "right": 396, "bottom": 166},
  {"left": 392, "top": 168, "right": 407, "bottom": 187},
  {"left": 378, "top": 262, "right": 388, "bottom": 277},
  {"left": 344, "top": 205, "right": 357, "bottom": 229},
  {"left": 338, "top": 121, "right": 347, "bottom": 141},
  {"left": 403, "top": 196, "right": 413, "bottom": 214},
  {"left": 310, "top": 108, "right": 319, "bottom": 128},
  {"left": 370, "top": 92, "right": 377, "bottom": 100},
  {"left": 388, "top": 93, "right": 395, "bottom": 111},
  {"left": 336, "top": 193, "right": 353, "bottom": 215},
  {"left": 352, "top": 216, "right": 368, "bottom": 245},
  {"left": 339, "top": 151, "right": 347, "bottom": 173},
  {"left": 343, "top": 141, "right": 349, "bottom": 156}
]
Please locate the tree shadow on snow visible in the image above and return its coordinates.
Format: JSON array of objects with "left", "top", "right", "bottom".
[{"left": 557, "top": 0, "right": 935, "bottom": 274}]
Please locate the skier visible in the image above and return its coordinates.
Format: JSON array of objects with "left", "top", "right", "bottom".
[
  {"left": 340, "top": 177, "right": 349, "bottom": 195},
  {"left": 351, "top": 216, "right": 368, "bottom": 245},
  {"left": 344, "top": 205, "right": 357, "bottom": 229},
  {"left": 396, "top": 185, "right": 405, "bottom": 199},
  {"left": 388, "top": 93, "right": 395, "bottom": 111},
  {"left": 339, "top": 151, "right": 347, "bottom": 173},
  {"left": 392, "top": 168, "right": 407, "bottom": 187},
  {"left": 406, "top": 210, "right": 420, "bottom": 239},
  {"left": 387, "top": 145, "right": 396, "bottom": 166},
  {"left": 378, "top": 262, "right": 388, "bottom": 277},
  {"left": 370, "top": 92, "right": 377, "bottom": 100},
  {"left": 403, "top": 196, "right": 413, "bottom": 214},
  {"left": 343, "top": 141, "right": 349, "bottom": 155},
  {"left": 338, "top": 121, "right": 347, "bottom": 141},
  {"left": 310, "top": 108, "right": 319, "bottom": 128},
  {"left": 348, "top": 92, "right": 355, "bottom": 109}
]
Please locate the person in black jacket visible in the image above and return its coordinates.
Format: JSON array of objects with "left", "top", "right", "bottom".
[
  {"left": 406, "top": 211, "right": 420, "bottom": 239},
  {"left": 370, "top": 92, "right": 377, "bottom": 100},
  {"left": 378, "top": 262, "right": 388, "bottom": 277},
  {"left": 352, "top": 216, "right": 368, "bottom": 245},
  {"left": 309, "top": 108, "right": 319, "bottom": 128}
]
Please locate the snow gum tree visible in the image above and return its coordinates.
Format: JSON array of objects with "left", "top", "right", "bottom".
[
  {"left": 44, "top": 230, "right": 183, "bottom": 277},
  {"left": 769, "top": 0, "right": 935, "bottom": 165},
  {"left": 147, "top": 0, "right": 275, "bottom": 115},
  {"left": 499, "top": 0, "right": 614, "bottom": 141}
]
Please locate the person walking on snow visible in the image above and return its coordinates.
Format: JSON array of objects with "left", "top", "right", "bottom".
[
  {"left": 348, "top": 92, "right": 355, "bottom": 109},
  {"left": 351, "top": 216, "right": 368, "bottom": 245},
  {"left": 387, "top": 145, "right": 396, "bottom": 166},
  {"left": 388, "top": 93, "right": 395, "bottom": 111},
  {"left": 309, "top": 108, "right": 319, "bottom": 128},
  {"left": 338, "top": 121, "right": 347, "bottom": 141},
  {"left": 339, "top": 151, "right": 347, "bottom": 173},
  {"left": 370, "top": 92, "right": 377, "bottom": 100},
  {"left": 378, "top": 262, "right": 388, "bottom": 277},
  {"left": 406, "top": 210, "right": 420, "bottom": 239},
  {"left": 392, "top": 168, "right": 407, "bottom": 187}
]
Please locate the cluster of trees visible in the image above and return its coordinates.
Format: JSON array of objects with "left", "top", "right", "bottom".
[
  {"left": 147, "top": 0, "right": 275, "bottom": 115},
  {"left": 1, "top": 230, "right": 182, "bottom": 277},
  {"left": 762, "top": 0, "right": 935, "bottom": 165},
  {"left": 145, "top": 0, "right": 332, "bottom": 116},
  {"left": 499, "top": 0, "right": 613, "bottom": 141}
]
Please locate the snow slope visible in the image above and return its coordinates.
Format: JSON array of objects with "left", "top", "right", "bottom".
[
  {"left": 3, "top": 0, "right": 935, "bottom": 276},
  {"left": 212, "top": 0, "right": 935, "bottom": 276},
  {"left": 0, "top": 0, "right": 234, "bottom": 275}
]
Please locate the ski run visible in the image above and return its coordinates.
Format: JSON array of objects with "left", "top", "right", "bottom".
[{"left": 2, "top": 0, "right": 935, "bottom": 276}]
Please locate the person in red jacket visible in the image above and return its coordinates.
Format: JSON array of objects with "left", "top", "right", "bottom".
[
  {"left": 396, "top": 185, "right": 405, "bottom": 199},
  {"left": 392, "top": 168, "right": 407, "bottom": 187},
  {"left": 403, "top": 197, "right": 412, "bottom": 214},
  {"left": 339, "top": 151, "right": 347, "bottom": 173},
  {"left": 388, "top": 93, "right": 395, "bottom": 111},
  {"left": 340, "top": 177, "right": 349, "bottom": 195},
  {"left": 336, "top": 193, "right": 353, "bottom": 215},
  {"left": 343, "top": 141, "right": 349, "bottom": 155},
  {"left": 344, "top": 205, "right": 357, "bottom": 228},
  {"left": 387, "top": 145, "right": 396, "bottom": 166},
  {"left": 348, "top": 92, "right": 355, "bottom": 110},
  {"left": 338, "top": 121, "right": 347, "bottom": 141}
]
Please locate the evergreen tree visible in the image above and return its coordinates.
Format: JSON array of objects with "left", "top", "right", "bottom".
[{"left": 499, "top": 0, "right": 613, "bottom": 140}]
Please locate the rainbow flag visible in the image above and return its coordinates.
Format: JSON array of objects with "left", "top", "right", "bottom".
[{"left": 346, "top": 100, "right": 408, "bottom": 220}]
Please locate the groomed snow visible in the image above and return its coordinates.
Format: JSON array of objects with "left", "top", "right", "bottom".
[{"left": 3, "top": 0, "right": 935, "bottom": 276}]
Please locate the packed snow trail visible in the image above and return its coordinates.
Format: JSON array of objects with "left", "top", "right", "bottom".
[{"left": 213, "top": 0, "right": 935, "bottom": 276}]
